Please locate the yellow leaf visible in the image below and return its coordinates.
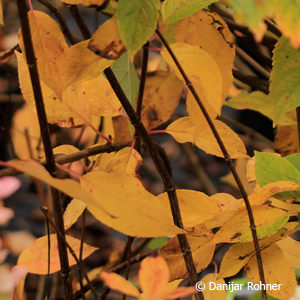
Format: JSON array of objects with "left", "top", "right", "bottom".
[
  {"left": 274, "top": 125, "right": 300, "bottom": 156},
  {"left": 161, "top": 287, "right": 196, "bottom": 300},
  {"left": 245, "top": 244, "right": 297, "bottom": 300},
  {"left": 141, "top": 71, "right": 183, "bottom": 130},
  {"left": 112, "top": 116, "right": 132, "bottom": 143},
  {"left": 213, "top": 206, "right": 289, "bottom": 243},
  {"left": 159, "top": 226, "right": 215, "bottom": 280},
  {"left": 157, "top": 189, "right": 219, "bottom": 228},
  {"left": 166, "top": 117, "right": 247, "bottom": 158},
  {"left": 249, "top": 181, "right": 300, "bottom": 206},
  {"left": 11, "top": 105, "right": 44, "bottom": 160},
  {"left": 2, "top": 159, "right": 113, "bottom": 216},
  {"left": 100, "top": 272, "right": 141, "bottom": 298},
  {"left": 89, "top": 17, "right": 126, "bottom": 59},
  {"left": 0, "top": 0, "right": 3, "bottom": 26},
  {"left": 82, "top": 74, "right": 122, "bottom": 117},
  {"left": 18, "top": 234, "right": 97, "bottom": 274},
  {"left": 219, "top": 222, "right": 297, "bottom": 279},
  {"left": 176, "top": 10, "right": 235, "bottom": 101},
  {"left": 202, "top": 273, "right": 227, "bottom": 300},
  {"left": 276, "top": 237, "right": 300, "bottom": 270},
  {"left": 80, "top": 171, "right": 183, "bottom": 237},
  {"left": 139, "top": 256, "right": 169, "bottom": 300},
  {"left": 60, "top": 0, "right": 106, "bottom": 6},
  {"left": 17, "top": 11, "right": 117, "bottom": 128},
  {"left": 93, "top": 147, "right": 142, "bottom": 175},
  {"left": 64, "top": 199, "right": 87, "bottom": 230},
  {"left": 162, "top": 42, "right": 223, "bottom": 133}
]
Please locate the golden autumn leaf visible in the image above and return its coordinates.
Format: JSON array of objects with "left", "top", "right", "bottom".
[
  {"left": 93, "top": 147, "right": 142, "bottom": 175},
  {"left": 100, "top": 272, "right": 141, "bottom": 298},
  {"left": 60, "top": 0, "right": 106, "bottom": 6},
  {"left": 201, "top": 273, "right": 227, "bottom": 300},
  {"left": 245, "top": 244, "right": 297, "bottom": 300},
  {"left": 112, "top": 116, "right": 132, "bottom": 143},
  {"left": 101, "top": 256, "right": 195, "bottom": 300},
  {"left": 141, "top": 71, "right": 183, "bottom": 130},
  {"left": 166, "top": 117, "right": 247, "bottom": 158},
  {"left": 63, "top": 199, "right": 87, "bottom": 230},
  {"left": 11, "top": 105, "right": 44, "bottom": 160},
  {"left": 89, "top": 17, "right": 126, "bottom": 59},
  {"left": 18, "top": 234, "right": 97, "bottom": 274},
  {"left": 213, "top": 206, "right": 289, "bottom": 243},
  {"left": 274, "top": 125, "right": 300, "bottom": 156},
  {"left": 218, "top": 222, "right": 297, "bottom": 279},
  {"left": 139, "top": 256, "right": 169, "bottom": 300},
  {"left": 80, "top": 171, "right": 183, "bottom": 237},
  {"left": 276, "top": 237, "right": 300, "bottom": 270},
  {"left": 162, "top": 42, "right": 223, "bottom": 134},
  {"left": 157, "top": 189, "right": 219, "bottom": 228},
  {"left": 175, "top": 10, "right": 235, "bottom": 101},
  {"left": 17, "top": 11, "right": 119, "bottom": 127},
  {"left": 159, "top": 225, "right": 215, "bottom": 280}
]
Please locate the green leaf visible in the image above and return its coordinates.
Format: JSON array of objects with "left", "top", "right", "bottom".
[
  {"left": 111, "top": 52, "right": 139, "bottom": 108},
  {"left": 161, "top": 0, "right": 217, "bottom": 24},
  {"left": 147, "top": 237, "right": 169, "bottom": 250},
  {"left": 116, "top": 0, "right": 160, "bottom": 59},
  {"left": 270, "top": 37, "right": 300, "bottom": 123},
  {"left": 255, "top": 151, "right": 300, "bottom": 200}
]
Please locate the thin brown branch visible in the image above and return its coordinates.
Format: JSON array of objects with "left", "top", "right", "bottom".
[
  {"left": 0, "top": 142, "right": 130, "bottom": 177},
  {"left": 156, "top": 29, "right": 267, "bottom": 300},
  {"left": 297, "top": 107, "right": 300, "bottom": 150},
  {"left": 180, "top": 143, "right": 217, "bottom": 195},
  {"left": 16, "top": 1, "right": 73, "bottom": 298},
  {"left": 236, "top": 46, "right": 270, "bottom": 80},
  {"left": 74, "top": 250, "right": 157, "bottom": 299},
  {"left": 41, "top": 207, "right": 99, "bottom": 300},
  {"left": 232, "top": 69, "right": 269, "bottom": 93},
  {"left": 68, "top": 5, "right": 91, "bottom": 39},
  {"left": 36, "top": 0, "right": 77, "bottom": 45},
  {"left": 122, "top": 237, "right": 134, "bottom": 300},
  {"left": 102, "top": 68, "right": 203, "bottom": 300}
]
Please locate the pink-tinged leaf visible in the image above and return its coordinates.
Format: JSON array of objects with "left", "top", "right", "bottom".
[
  {"left": 0, "top": 176, "right": 21, "bottom": 199},
  {"left": 100, "top": 272, "right": 140, "bottom": 298},
  {"left": 0, "top": 207, "right": 14, "bottom": 225},
  {"left": 139, "top": 256, "right": 169, "bottom": 300}
]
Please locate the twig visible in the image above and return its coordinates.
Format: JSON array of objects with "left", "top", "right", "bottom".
[
  {"left": 74, "top": 250, "right": 157, "bottom": 299},
  {"left": 103, "top": 68, "right": 203, "bottom": 300},
  {"left": 36, "top": 0, "right": 77, "bottom": 44},
  {"left": 297, "top": 107, "right": 300, "bottom": 150},
  {"left": 68, "top": 5, "right": 91, "bottom": 39},
  {"left": 180, "top": 144, "right": 217, "bottom": 195},
  {"left": 122, "top": 237, "right": 134, "bottom": 300},
  {"left": 232, "top": 69, "right": 269, "bottom": 93},
  {"left": 236, "top": 46, "right": 270, "bottom": 80},
  {"left": 156, "top": 29, "right": 267, "bottom": 300},
  {"left": 264, "top": 18, "right": 282, "bottom": 38},
  {"left": 16, "top": 1, "right": 73, "bottom": 298},
  {"left": 41, "top": 207, "right": 99, "bottom": 300},
  {"left": 79, "top": 209, "right": 87, "bottom": 300},
  {"left": 0, "top": 142, "right": 130, "bottom": 177}
]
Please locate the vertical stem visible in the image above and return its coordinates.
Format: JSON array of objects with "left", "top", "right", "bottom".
[
  {"left": 104, "top": 67, "right": 203, "bottom": 300},
  {"left": 156, "top": 29, "right": 267, "bottom": 300},
  {"left": 296, "top": 107, "right": 300, "bottom": 150},
  {"left": 68, "top": 5, "right": 91, "bottom": 39},
  {"left": 16, "top": 1, "right": 73, "bottom": 299}
]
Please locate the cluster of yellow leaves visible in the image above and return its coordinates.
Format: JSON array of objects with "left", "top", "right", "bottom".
[
  {"left": 100, "top": 256, "right": 196, "bottom": 300},
  {"left": 17, "top": 11, "right": 121, "bottom": 128}
]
